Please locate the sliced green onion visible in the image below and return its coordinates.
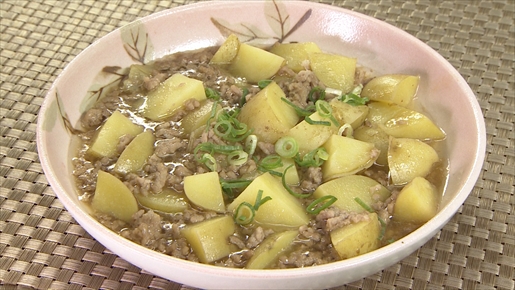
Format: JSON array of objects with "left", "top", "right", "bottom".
[
  {"left": 338, "top": 123, "right": 354, "bottom": 138},
  {"left": 282, "top": 164, "right": 312, "bottom": 198},
  {"left": 205, "top": 100, "right": 220, "bottom": 131},
  {"left": 254, "top": 189, "right": 272, "bottom": 210},
  {"left": 315, "top": 100, "right": 339, "bottom": 127},
  {"left": 205, "top": 88, "right": 221, "bottom": 100},
  {"left": 258, "top": 79, "right": 273, "bottom": 89},
  {"left": 294, "top": 148, "right": 328, "bottom": 167},
  {"left": 258, "top": 154, "right": 283, "bottom": 171},
  {"left": 227, "top": 150, "right": 249, "bottom": 166},
  {"left": 340, "top": 93, "right": 369, "bottom": 106},
  {"left": 220, "top": 178, "right": 253, "bottom": 189},
  {"left": 234, "top": 202, "right": 255, "bottom": 225},
  {"left": 378, "top": 216, "right": 387, "bottom": 241},
  {"left": 245, "top": 135, "right": 257, "bottom": 155},
  {"left": 354, "top": 197, "right": 374, "bottom": 213},
  {"left": 305, "top": 115, "right": 331, "bottom": 126},
  {"left": 281, "top": 97, "right": 315, "bottom": 117},
  {"left": 308, "top": 86, "right": 326, "bottom": 102},
  {"left": 200, "top": 153, "right": 217, "bottom": 171},
  {"left": 214, "top": 119, "right": 233, "bottom": 138},
  {"left": 240, "top": 87, "right": 249, "bottom": 107},
  {"left": 275, "top": 136, "right": 299, "bottom": 159},
  {"left": 306, "top": 195, "right": 337, "bottom": 214},
  {"left": 194, "top": 142, "right": 243, "bottom": 159}
]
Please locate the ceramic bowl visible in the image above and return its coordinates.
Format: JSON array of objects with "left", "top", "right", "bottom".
[{"left": 37, "top": 1, "right": 486, "bottom": 289}]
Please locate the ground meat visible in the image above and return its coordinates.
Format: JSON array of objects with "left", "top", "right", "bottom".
[
  {"left": 154, "top": 139, "right": 184, "bottom": 158},
  {"left": 316, "top": 207, "right": 371, "bottom": 232},
  {"left": 143, "top": 71, "right": 168, "bottom": 91},
  {"left": 155, "top": 122, "right": 183, "bottom": 139},
  {"left": 121, "top": 210, "right": 164, "bottom": 250},
  {"left": 116, "top": 134, "right": 134, "bottom": 154},
  {"left": 300, "top": 167, "right": 323, "bottom": 192},
  {"left": 257, "top": 141, "right": 275, "bottom": 155},
  {"left": 80, "top": 108, "right": 105, "bottom": 129},
  {"left": 246, "top": 227, "right": 274, "bottom": 249}
]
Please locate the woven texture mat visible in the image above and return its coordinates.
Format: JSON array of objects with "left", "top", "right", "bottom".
[{"left": 1, "top": 0, "right": 514, "bottom": 289}]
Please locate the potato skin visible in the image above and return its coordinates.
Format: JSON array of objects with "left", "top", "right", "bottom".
[
  {"left": 393, "top": 177, "right": 438, "bottom": 224},
  {"left": 361, "top": 74, "right": 420, "bottom": 106}
]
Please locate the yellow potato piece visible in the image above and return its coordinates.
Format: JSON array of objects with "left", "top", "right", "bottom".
[
  {"left": 87, "top": 111, "right": 144, "bottom": 158},
  {"left": 285, "top": 111, "right": 339, "bottom": 156},
  {"left": 361, "top": 74, "right": 420, "bottom": 106},
  {"left": 393, "top": 177, "right": 438, "bottom": 224},
  {"left": 388, "top": 137, "right": 439, "bottom": 185},
  {"left": 113, "top": 130, "right": 155, "bottom": 174},
  {"left": 135, "top": 188, "right": 188, "bottom": 213},
  {"left": 309, "top": 52, "right": 356, "bottom": 94},
  {"left": 272, "top": 158, "right": 300, "bottom": 186},
  {"left": 313, "top": 175, "right": 390, "bottom": 213},
  {"left": 330, "top": 99, "right": 369, "bottom": 129},
  {"left": 142, "top": 73, "right": 206, "bottom": 121},
  {"left": 353, "top": 124, "right": 389, "bottom": 166},
  {"left": 330, "top": 213, "right": 381, "bottom": 259},
  {"left": 238, "top": 81, "right": 299, "bottom": 143},
  {"left": 322, "top": 135, "right": 380, "bottom": 181},
  {"left": 269, "top": 42, "right": 321, "bottom": 72},
  {"left": 91, "top": 170, "right": 139, "bottom": 223},
  {"left": 181, "top": 100, "right": 222, "bottom": 136},
  {"left": 227, "top": 172, "right": 309, "bottom": 230},
  {"left": 246, "top": 230, "right": 298, "bottom": 269},
  {"left": 210, "top": 34, "right": 240, "bottom": 65},
  {"left": 181, "top": 216, "right": 237, "bottom": 263},
  {"left": 228, "top": 43, "right": 285, "bottom": 83},
  {"left": 367, "top": 102, "right": 446, "bottom": 140},
  {"left": 184, "top": 172, "right": 225, "bottom": 213}
]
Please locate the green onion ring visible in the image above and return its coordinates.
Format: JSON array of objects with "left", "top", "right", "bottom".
[
  {"left": 234, "top": 202, "right": 255, "bottom": 225},
  {"left": 275, "top": 136, "right": 299, "bottom": 159},
  {"left": 245, "top": 135, "right": 257, "bottom": 155},
  {"left": 282, "top": 164, "right": 312, "bottom": 198},
  {"left": 227, "top": 150, "right": 249, "bottom": 166},
  {"left": 259, "top": 154, "right": 283, "bottom": 171},
  {"left": 306, "top": 195, "right": 337, "bottom": 214}
]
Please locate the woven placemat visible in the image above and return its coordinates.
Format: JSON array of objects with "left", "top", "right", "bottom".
[{"left": 1, "top": 0, "right": 513, "bottom": 289}]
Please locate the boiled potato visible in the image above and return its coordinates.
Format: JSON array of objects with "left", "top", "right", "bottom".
[
  {"left": 361, "top": 74, "right": 420, "bottom": 106},
  {"left": 353, "top": 124, "right": 389, "bottom": 166},
  {"left": 322, "top": 135, "right": 380, "bottom": 181},
  {"left": 393, "top": 177, "right": 438, "bottom": 224},
  {"left": 367, "top": 102, "right": 445, "bottom": 140},
  {"left": 246, "top": 230, "right": 298, "bottom": 269},
  {"left": 181, "top": 216, "right": 237, "bottom": 263},
  {"left": 238, "top": 81, "right": 299, "bottom": 143},
  {"left": 227, "top": 172, "right": 309, "bottom": 229},
  {"left": 330, "top": 99, "right": 369, "bottom": 129},
  {"left": 113, "top": 130, "right": 155, "bottom": 174},
  {"left": 388, "top": 137, "right": 439, "bottom": 185},
  {"left": 228, "top": 43, "right": 285, "bottom": 83},
  {"left": 330, "top": 213, "right": 381, "bottom": 259},
  {"left": 184, "top": 172, "right": 225, "bottom": 213},
  {"left": 274, "top": 158, "right": 300, "bottom": 185},
  {"left": 182, "top": 100, "right": 222, "bottom": 136},
  {"left": 269, "top": 42, "right": 321, "bottom": 72},
  {"left": 210, "top": 34, "right": 240, "bottom": 65},
  {"left": 135, "top": 188, "right": 189, "bottom": 213},
  {"left": 142, "top": 73, "right": 206, "bottom": 121},
  {"left": 313, "top": 175, "right": 390, "bottom": 213},
  {"left": 91, "top": 170, "right": 139, "bottom": 223},
  {"left": 87, "top": 111, "right": 144, "bottom": 158},
  {"left": 285, "top": 111, "right": 339, "bottom": 156},
  {"left": 309, "top": 52, "right": 356, "bottom": 94}
]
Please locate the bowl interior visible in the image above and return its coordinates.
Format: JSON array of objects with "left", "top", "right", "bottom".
[{"left": 37, "top": 1, "right": 486, "bottom": 289}]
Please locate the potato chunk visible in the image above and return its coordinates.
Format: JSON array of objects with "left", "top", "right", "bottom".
[
  {"left": 269, "top": 42, "right": 321, "bottom": 72},
  {"left": 181, "top": 216, "right": 237, "bottom": 263},
  {"left": 353, "top": 124, "right": 389, "bottom": 166},
  {"left": 393, "top": 177, "right": 438, "bottom": 224},
  {"left": 238, "top": 81, "right": 299, "bottom": 143},
  {"left": 113, "top": 131, "right": 155, "bottom": 174},
  {"left": 142, "top": 73, "right": 206, "bottom": 121},
  {"left": 91, "top": 170, "right": 139, "bottom": 223},
  {"left": 388, "top": 137, "right": 439, "bottom": 185},
  {"left": 285, "top": 111, "right": 339, "bottom": 156},
  {"left": 87, "top": 111, "right": 143, "bottom": 158},
  {"left": 246, "top": 230, "right": 298, "bottom": 269},
  {"left": 331, "top": 213, "right": 381, "bottom": 259},
  {"left": 330, "top": 99, "right": 369, "bottom": 129},
  {"left": 181, "top": 100, "right": 222, "bottom": 136},
  {"left": 313, "top": 175, "right": 390, "bottom": 213},
  {"left": 227, "top": 172, "right": 309, "bottom": 229},
  {"left": 184, "top": 172, "right": 225, "bottom": 213},
  {"left": 309, "top": 52, "right": 356, "bottom": 94},
  {"left": 228, "top": 43, "right": 285, "bottom": 83},
  {"left": 361, "top": 74, "right": 420, "bottom": 106},
  {"left": 210, "top": 34, "right": 240, "bottom": 65},
  {"left": 322, "top": 135, "right": 380, "bottom": 181},
  {"left": 367, "top": 102, "right": 445, "bottom": 140},
  {"left": 135, "top": 188, "right": 188, "bottom": 213}
]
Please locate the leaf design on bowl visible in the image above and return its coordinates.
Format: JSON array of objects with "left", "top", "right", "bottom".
[
  {"left": 211, "top": 0, "right": 312, "bottom": 45},
  {"left": 45, "top": 90, "right": 83, "bottom": 134},
  {"left": 121, "top": 20, "right": 154, "bottom": 64}
]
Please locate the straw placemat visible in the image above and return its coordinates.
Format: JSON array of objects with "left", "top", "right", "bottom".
[{"left": 1, "top": 0, "right": 513, "bottom": 289}]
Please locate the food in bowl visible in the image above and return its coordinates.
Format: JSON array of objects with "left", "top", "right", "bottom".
[{"left": 71, "top": 34, "right": 447, "bottom": 269}]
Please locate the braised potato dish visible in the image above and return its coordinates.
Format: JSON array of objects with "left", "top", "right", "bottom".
[{"left": 72, "top": 35, "right": 447, "bottom": 269}]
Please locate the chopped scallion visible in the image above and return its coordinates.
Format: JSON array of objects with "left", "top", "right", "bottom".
[
  {"left": 258, "top": 79, "right": 273, "bottom": 89},
  {"left": 308, "top": 86, "right": 326, "bottom": 102},
  {"left": 281, "top": 97, "right": 315, "bottom": 117},
  {"left": 200, "top": 153, "right": 217, "bottom": 171},
  {"left": 275, "top": 136, "right": 299, "bottom": 159},
  {"left": 254, "top": 189, "right": 272, "bottom": 210},
  {"left": 294, "top": 147, "right": 328, "bottom": 167},
  {"left": 282, "top": 165, "right": 312, "bottom": 198},
  {"left": 245, "top": 135, "right": 257, "bottom": 155},
  {"left": 234, "top": 202, "right": 255, "bottom": 225},
  {"left": 354, "top": 197, "right": 374, "bottom": 213},
  {"left": 227, "top": 150, "right": 249, "bottom": 166},
  {"left": 338, "top": 123, "right": 354, "bottom": 138},
  {"left": 306, "top": 195, "right": 337, "bottom": 214},
  {"left": 205, "top": 87, "right": 221, "bottom": 100}
]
